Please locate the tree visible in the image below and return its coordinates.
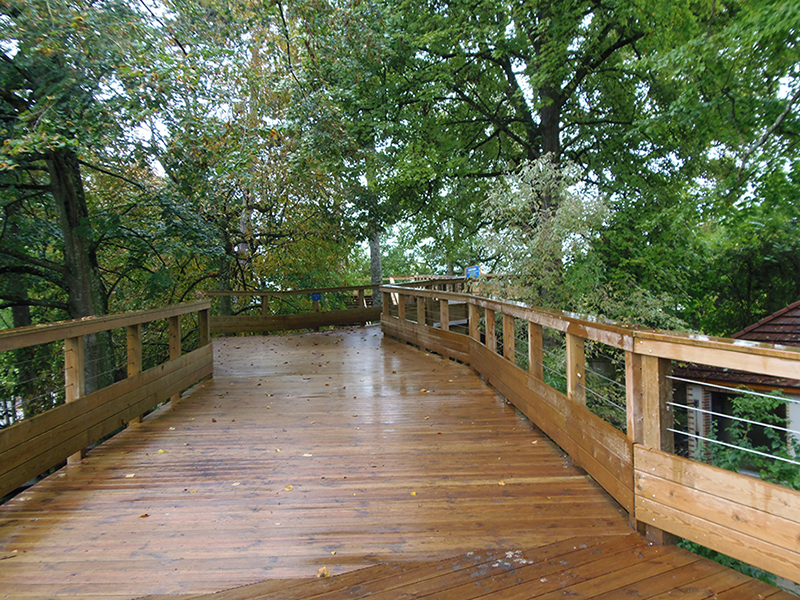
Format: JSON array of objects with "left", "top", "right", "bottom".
[{"left": 0, "top": 0, "right": 164, "bottom": 391}]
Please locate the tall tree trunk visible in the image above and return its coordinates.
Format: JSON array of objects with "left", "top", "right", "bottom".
[
  {"left": 369, "top": 228, "right": 382, "bottom": 307},
  {"left": 218, "top": 250, "right": 234, "bottom": 317},
  {"left": 47, "top": 149, "right": 114, "bottom": 394}
]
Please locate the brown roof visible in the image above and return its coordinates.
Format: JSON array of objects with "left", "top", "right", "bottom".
[
  {"left": 674, "top": 300, "right": 800, "bottom": 392},
  {"left": 731, "top": 299, "right": 800, "bottom": 347}
]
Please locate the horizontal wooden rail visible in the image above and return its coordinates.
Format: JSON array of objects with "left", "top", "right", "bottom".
[
  {"left": 0, "top": 302, "right": 212, "bottom": 498},
  {"left": 203, "top": 284, "right": 378, "bottom": 297},
  {"left": 0, "top": 300, "right": 211, "bottom": 352},
  {"left": 379, "top": 284, "right": 800, "bottom": 584},
  {"left": 201, "top": 283, "right": 422, "bottom": 336}
]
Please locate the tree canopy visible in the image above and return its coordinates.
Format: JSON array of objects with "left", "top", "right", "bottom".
[{"left": 0, "top": 0, "right": 797, "bottom": 339}]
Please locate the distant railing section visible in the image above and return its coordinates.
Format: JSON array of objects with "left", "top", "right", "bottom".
[
  {"left": 0, "top": 301, "right": 212, "bottom": 499},
  {"left": 380, "top": 284, "right": 800, "bottom": 584},
  {"left": 203, "top": 282, "right": 463, "bottom": 335}
]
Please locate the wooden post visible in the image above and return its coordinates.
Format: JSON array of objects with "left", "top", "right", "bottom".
[
  {"left": 398, "top": 294, "right": 406, "bottom": 321},
  {"left": 261, "top": 294, "right": 270, "bottom": 316},
  {"left": 198, "top": 308, "right": 212, "bottom": 381},
  {"left": 127, "top": 324, "right": 143, "bottom": 424},
  {"left": 65, "top": 336, "right": 85, "bottom": 465},
  {"left": 566, "top": 333, "right": 585, "bottom": 406},
  {"left": 625, "top": 351, "right": 643, "bottom": 444},
  {"left": 417, "top": 296, "right": 426, "bottom": 326},
  {"left": 641, "top": 353, "right": 676, "bottom": 544},
  {"left": 198, "top": 308, "right": 210, "bottom": 347},
  {"left": 440, "top": 299, "right": 450, "bottom": 332},
  {"left": 358, "top": 289, "right": 366, "bottom": 308},
  {"left": 468, "top": 303, "right": 480, "bottom": 341},
  {"left": 169, "top": 315, "right": 181, "bottom": 403},
  {"left": 529, "top": 322, "right": 544, "bottom": 380},
  {"left": 382, "top": 292, "right": 391, "bottom": 318},
  {"left": 503, "top": 314, "right": 515, "bottom": 362},
  {"left": 485, "top": 308, "right": 496, "bottom": 353},
  {"left": 313, "top": 299, "right": 320, "bottom": 312}
]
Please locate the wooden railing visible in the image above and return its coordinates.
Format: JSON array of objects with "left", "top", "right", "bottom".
[
  {"left": 380, "top": 284, "right": 800, "bottom": 584},
  {"left": 0, "top": 301, "right": 212, "bottom": 499},
  {"left": 203, "top": 285, "right": 384, "bottom": 335}
]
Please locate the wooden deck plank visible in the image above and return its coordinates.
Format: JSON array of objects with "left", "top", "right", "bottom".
[{"left": 0, "top": 327, "right": 631, "bottom": 599}]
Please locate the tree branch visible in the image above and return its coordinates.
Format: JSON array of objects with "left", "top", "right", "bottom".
[
  {"left": 77, "top": 159, "right": 146, "bottom": 190},
  {"left": 0, "top": 246, "right": 66, "bottom": 275},
  {"left": 738, "top": 85, "right": 800, "bottom": 180},
  {"left": 0, "top": 294, "right": 69, "bottom": 311}
]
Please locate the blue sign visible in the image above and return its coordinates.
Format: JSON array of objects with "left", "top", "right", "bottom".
[
  {"left": 465, "top": 265, "right": 480, "bottom": 279},
  {"left": 311, "top": 293, "right": 322, "bottom": 301}
]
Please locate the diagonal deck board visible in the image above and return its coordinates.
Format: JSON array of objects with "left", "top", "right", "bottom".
[{"left": 0, "top": 326, "right": 789, "bottom": 599}]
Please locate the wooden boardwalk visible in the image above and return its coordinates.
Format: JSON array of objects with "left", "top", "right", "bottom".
[{"left": 0, "top": 326, "right": 793, "bottom": 599}]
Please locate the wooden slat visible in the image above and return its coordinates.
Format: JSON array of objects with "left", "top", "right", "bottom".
[
  {"left": 635, "top": 445, "right": 800, "bottom": 583},
  {"left": 210, "top": 308, "right": 381, "bottom": 335},
  {"left": 0, "top": 301, "right": 210, "bottom": 352}
]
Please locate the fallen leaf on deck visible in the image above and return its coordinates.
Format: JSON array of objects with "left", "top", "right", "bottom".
[
  {"left": 232, "top": 482, "right": 240, "bottom": 486},
  {"left": 157, "top": 449, "right": 167, "bottom": 454},
  {"left": 284, "top": 485, "right": 293, "bottom": 491},
  {"left": 498, "top": 480, "right": 506, "bottom": 486},
  {"left": 212, "top": 418, "right": 217, "bottom": 423},
  {"left": 125, "top": 474, "right": 135, "bottom": 478},
  {"left": 266, "top": 406, "right": 271, "bottom": 409},
  {"left": 317, "top": 567, "right": 330, "bottom": 578},
  {"left": 303, "top": 453, "right": 313, "bottom": 457},
  {"left": 275, "top": 448, "right": 281, "bottom": 452},
  {"left": 424, "top": 416, "right": 429, "bottom": 420},
  {"left": 169, "top": 427, "right": 176, "bottom": 431},
  {"left": 139, "top": 514, "right": 149, "bottom": 518},
  {"left": 410, "top": 492, "right": 416, "bottom": 496}
]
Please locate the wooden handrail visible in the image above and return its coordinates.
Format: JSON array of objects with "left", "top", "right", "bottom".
[
  {"left": 202, "top": 285, "right": 378, "bottom": 297},
  {"left": 379, "top": 285, "right": 800, "bottom": 583},
  {"left": 0, "top": 300, "right": 211, "bottom": 352}
]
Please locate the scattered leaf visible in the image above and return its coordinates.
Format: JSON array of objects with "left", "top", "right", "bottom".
[
  {"left": 139, "top": 514, "right": 149, "bottom": 518},
  {"left": 498, "top": 480, "right": 506, "bottom": 486},
  {"left": 157, "top": 449, "right": 167, "bottom": 454},
  {"left": 284, "top": 485, "right": 293, "bottom": 491},
  {"left": 424, "top": 416, "right": 429, "bottom": 420},
  {"left": 410, "top": 492, "right": 416, "bottom": 496},
  {"left": 331, "top": 551, "right": 337, "bottom": 555},
  {"left": 275, "top": 448, "right": 281, "bottom": 452},
  {"left": 189, "top": 489, "right": 196, "bottom": 493},
  {"left": 169, "top": 427, "right": 176, "bottom": 431},
  {"left": 303, "top": 453, "right": 313, "bottom": 457},
  {"left": 125, "top": 474, "right": 135, "bottom": 478},
  {"left": 317, "top": 566, "right": 330, "bottom": 578},
  {"left": 212, "top": 418, "right": 217, "bottom": 423}
]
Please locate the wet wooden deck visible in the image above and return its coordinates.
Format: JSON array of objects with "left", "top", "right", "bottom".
[{"left": 0, "top": 326, "right": 792, "bottom": 599}]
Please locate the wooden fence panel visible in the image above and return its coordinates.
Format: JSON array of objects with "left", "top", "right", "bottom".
[
  {"left": 470, "top": 339, "right": 634, "bottom": 513},
  {"left": 0, "top": 344, "right": 212, "bottom": 498},
  {"left": 634, "top": 446, "right": 800, "bottom": 583},
  {"left": 210, "top": 307, "right": 381, "bottom": 335},
  {"left": 381, "top": 315, "right": 469, "bottom": 363}
]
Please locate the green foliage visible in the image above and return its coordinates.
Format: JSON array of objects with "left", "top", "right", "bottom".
[{"left": 702, "top": 390, "right": 800, "bottom": 490}]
